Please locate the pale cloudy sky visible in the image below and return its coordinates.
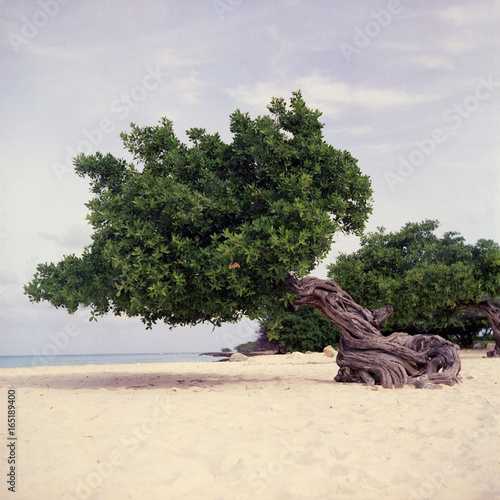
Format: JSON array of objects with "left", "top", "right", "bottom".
[{"left": 1, "top": 0, "right": 499, "bottom": 356}]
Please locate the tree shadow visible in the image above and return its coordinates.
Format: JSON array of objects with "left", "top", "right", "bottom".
[{"left": 0, "top": 368, "right": 337, "bottom": 391}]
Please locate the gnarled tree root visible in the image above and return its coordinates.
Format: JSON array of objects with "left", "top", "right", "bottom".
[
  {"left": 335, "top": 332, "right": 461, "bottom": 389},
  {"left": 283, "top": 276, "right": 461, "bottom": 389}
]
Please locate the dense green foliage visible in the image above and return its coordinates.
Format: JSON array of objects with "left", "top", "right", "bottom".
[
  {"left": 234, "top": 341, "right": 257, "bottom": 353},
  {"left": 328, "top": 220, "right": 500, "bottom": 345},
  {"left": 25, "top": 92, "right": 372, "bottom": 328},
  {"left": 259, "top": 305, "right": 340, "bottom": 352}
]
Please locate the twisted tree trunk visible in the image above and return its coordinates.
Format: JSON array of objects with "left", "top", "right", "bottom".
[
  {"left": 283, "top": 276, "right": 461, "bottom": 389},
  {"left": 457, "top": 301, "right": 500, "bottom": 357}
]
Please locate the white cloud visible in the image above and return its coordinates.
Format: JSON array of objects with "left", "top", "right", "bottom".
[
  {"left": 440, "top": 5, "right": 497, "bottom": 27},
  {"left": 0, "top": 269, "right": 18, "bottom": 286},
  {"left": 39, "top": 224, "right": 92, "bottom": 251},
  {"left": 442, "top": 34, "right": 478, "bottom": 55},
  {"left": 228, "top": 81, "right": 290, "bottom": 111},
  {"left": 301, "top": 77, "right": 426, "bottom": 109},
  {"left": 155, "top": 48, "right": 203, "bottom": 69},
  {"left": 437, "top": 4, "right": 500, "bottom": 55},
  {"left": 331, "top": 124, "right": 374, "bottom": 137},
  {"left": 171, "top": 71, "right": 204, "bottom": 104},
  {"left": 23, "top": 43, "right": 104, "bottom": 60},
  {"left": 348, "top": 124, "right": 374, "bottom": 136},
  {"left": 413, "top": 54, "right": 454, "bottom": 71},
  {"left": 229, "top": 74, "right": 432, "bottom": 116}
]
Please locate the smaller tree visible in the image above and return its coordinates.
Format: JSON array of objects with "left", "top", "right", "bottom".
[
  {"left": 234, "top": 341, "right": 257, "bottom": 353},
  {"left": 431, "top": 310, "right": 489, "bottom": 348},
  {"left": 328, "top": 220, "right": 500, "bottom": 356},
  {"left": 259, "top": 306, "right": 340, "bottom": 352}
]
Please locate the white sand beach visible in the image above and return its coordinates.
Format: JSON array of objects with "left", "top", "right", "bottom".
[{"left": 1, "top": 351, "right": 499, "bottom": 500}]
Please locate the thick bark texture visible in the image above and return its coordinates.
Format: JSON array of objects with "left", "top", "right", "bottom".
[
  {"left": 283, "top": 276, "right": 461, "bottom": 389},
  {"left": 457, "top": 301, "right": 500, "bottom": 357}
]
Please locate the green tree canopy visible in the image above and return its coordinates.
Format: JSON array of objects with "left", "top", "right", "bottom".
[
  {"left": 25, "top": 92, "right": 372, "bottom": 329},
  {"left": 327, "top": 220, "right": 500, "bottom": 349}
]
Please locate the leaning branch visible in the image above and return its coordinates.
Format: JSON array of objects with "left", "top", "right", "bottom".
[{"left": 283, "top": 276, "right": 461, "bottom": 388}]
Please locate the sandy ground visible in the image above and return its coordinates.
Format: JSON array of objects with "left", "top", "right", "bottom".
[{"left": 0, "top": 350, "right": 499, "bottom": 500}]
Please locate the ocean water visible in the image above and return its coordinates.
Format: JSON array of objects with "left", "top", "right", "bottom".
[{"left": 0, "top": 352, "right": 225, "bottom": 369}]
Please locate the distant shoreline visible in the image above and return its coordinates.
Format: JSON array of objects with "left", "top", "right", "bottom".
[{"left": 199, "top": 350, "right": 279, "bottom": 358}]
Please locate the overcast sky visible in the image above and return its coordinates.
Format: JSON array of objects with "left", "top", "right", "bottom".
[{"left": 1, "top": 0, "right": 499, "bottom": 357}]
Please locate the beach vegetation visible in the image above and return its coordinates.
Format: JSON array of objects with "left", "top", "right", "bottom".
[
  {"left": 25, "top": 91, "right": 374, "bottom": 333},
  {"left": 328, "top": 220, "right": 500, "bottom": 355},
  {"left": 25, "top": 91, "right": 371, "bottom": 329},
  {"left": 24, "top": 93, "right": 480, "bottom": 387},
  {"left": 234, "top": 341, "right": 257, "bottom": 353},
  {"left": 258, "top": 306, "right": 340, "bottom": 353}
]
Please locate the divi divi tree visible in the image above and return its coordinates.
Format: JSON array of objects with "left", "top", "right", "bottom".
[
  {"left": 328, "top": 220, "right": 500, "bottom": 357},
  {"left": 25, "top": 92, "right": 460, "bottom": 388}
]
